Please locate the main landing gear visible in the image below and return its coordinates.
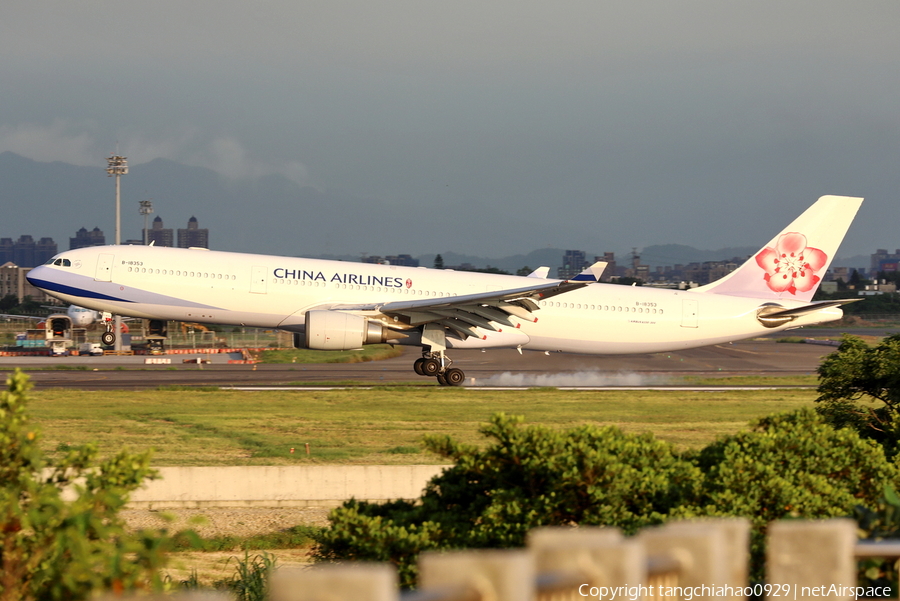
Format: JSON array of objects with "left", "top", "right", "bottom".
[{"left": 414, "top": 351, "right": 465, "bottom": 386}]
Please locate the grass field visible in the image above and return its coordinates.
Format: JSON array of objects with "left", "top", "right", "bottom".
[
  {"left": 28, "top": 386, "right": 818, "bottom": 465},
  {"left": 255, "top": 345, "right": 403, "bottom": 364}
]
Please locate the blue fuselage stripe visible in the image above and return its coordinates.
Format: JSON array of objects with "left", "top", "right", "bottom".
[{"left": 25, "top": 277, "right": 133, "bottom": 303}]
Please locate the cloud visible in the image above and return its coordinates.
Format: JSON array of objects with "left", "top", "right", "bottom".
[
  {"left": 0, "top": 121, "right": 100, "bottom": 166},
  {"left": 0, "top": 123, "right": 310, "bottom": 186},
  {"left": 186, "top": 137, "right": 310, "bottom": 186}
]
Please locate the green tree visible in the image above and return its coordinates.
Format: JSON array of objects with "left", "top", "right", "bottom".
[
  {"left": 816, "top": 334, "right": 900, "bottom": 456},
  {"left": 516, "top": 266, "right": 532, "bottom": 276},
  {"left": 433, "top": 254, "right": 444, "bottom": 270},
  {"left": 16, "top": 295, "right": 42, "bottom": 315},
  {"left": 0, "top": 369, "right": 177, "bottom": 600},
  {"left": 690, "top": 408, "right": 895, "bottom": 577},
  {"left": 612, "top": 276, "right": 643, "bottom": 286},
  {"left": 0, "top": 294, "right": 17, "bottom": 313}
]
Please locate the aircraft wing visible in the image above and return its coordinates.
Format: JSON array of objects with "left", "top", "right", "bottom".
[{"left": 331, "top": 280, "right": 588, "bottom": 339}]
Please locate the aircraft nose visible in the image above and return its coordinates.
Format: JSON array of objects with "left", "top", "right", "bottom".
[{"left": 25, "top": 265, "right": 50, "bottom": 288}]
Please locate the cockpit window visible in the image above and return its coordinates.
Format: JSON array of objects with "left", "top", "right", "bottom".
[{"left": 51, "top": 258, "right": 71, "bottom": 267}]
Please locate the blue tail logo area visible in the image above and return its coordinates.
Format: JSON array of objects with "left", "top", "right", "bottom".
[{"left": 569, "top": 261, "right": 607, "bottom": 282}]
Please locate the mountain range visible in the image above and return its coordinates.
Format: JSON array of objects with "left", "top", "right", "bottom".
[{"left": 0, "top": 152, "right": 871, "bottom": 271}]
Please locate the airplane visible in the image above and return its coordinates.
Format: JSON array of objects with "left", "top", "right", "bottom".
[
  {"left": 26, "top": 195, "right": 862, "bottom": 385},
  {"left": 2, "top": 304, "right": 129, "bottom": 333}
]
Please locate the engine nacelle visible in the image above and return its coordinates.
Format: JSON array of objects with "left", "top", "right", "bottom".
[{"left": 304, "top": 310, "right": 392, "bottom": 350}]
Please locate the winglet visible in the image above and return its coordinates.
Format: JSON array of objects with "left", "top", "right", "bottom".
[
  {"left": 570, "top": 261, "right": 608, "bottom": 282},
  {"left": 527, "top": 266, "right": 551, "bottom": 278}
]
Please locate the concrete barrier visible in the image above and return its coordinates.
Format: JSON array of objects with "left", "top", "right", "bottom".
[{"left": 128, "top": 465, "right": 449, "bottom": 509}]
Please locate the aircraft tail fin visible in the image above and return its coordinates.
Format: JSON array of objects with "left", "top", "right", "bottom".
[
  {"left": 526, "top": 266, "right": 551, "bottom": 278},
  {"left": 692, "top": 195, "right": 863, "bottom": 302},
  {"left": 570, "top": 261, "right": 608, "bottom": 282}
]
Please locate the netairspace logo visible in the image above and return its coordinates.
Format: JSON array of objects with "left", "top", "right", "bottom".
[
  {"left": 471, "top": 371, "right": 668, "bottom": 387},
  {"left": 579, "top": 584, "right": 893, "bottom": 600}
]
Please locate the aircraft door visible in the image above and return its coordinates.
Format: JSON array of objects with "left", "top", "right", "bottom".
[
  {"left": 250, "top": 265, "right": 268, "bottom": 294},
  {"left": 95, "top": 254, "right": 114, "bottom": 281},
  {"left": 681, "top": 298, "right": 698, "bottom": 328}
]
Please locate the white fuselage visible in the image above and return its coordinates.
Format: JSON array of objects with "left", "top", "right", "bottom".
[{"left": 27, "top": 245, "right": 840, "bottom": 355}]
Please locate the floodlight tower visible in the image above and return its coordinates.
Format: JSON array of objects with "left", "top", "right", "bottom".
[
  {"left": 105, "top": 154, "right": 128, "bottom": 351},
  {"left": 139, "top": 200, "right": 153, "bottom": 245},
  {"left": 106, "top": 155, "right": 128, "bottom": 244}
]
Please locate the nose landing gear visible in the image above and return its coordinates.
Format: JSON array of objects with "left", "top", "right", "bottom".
[{"left": 100, "top": 312, "right": 116, "bottom": 346}]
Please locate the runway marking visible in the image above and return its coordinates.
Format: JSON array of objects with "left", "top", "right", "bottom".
[
  {"left": 714, "top": 344, "right": 761, "bottom": 355},
  {"left": 225, "top": 385, "right": 815, "bottom": 392}
]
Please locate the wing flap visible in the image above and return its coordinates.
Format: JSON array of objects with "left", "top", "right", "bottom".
[{"left": 330, "top": 279, "right": 587, "bottom": 338}]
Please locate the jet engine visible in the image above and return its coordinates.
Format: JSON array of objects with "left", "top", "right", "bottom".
[{"left": 304, "top": 310, "right": 397, "bottom": 350}]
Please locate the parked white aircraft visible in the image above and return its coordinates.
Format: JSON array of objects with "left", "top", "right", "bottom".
[
  {"left": 27, "top": 195, "right": 862, "bottom": 385},
  {"left": 64, "top": 304, "right": 102, "bottom": 327},
  {"left": 2, "top": 305, "right": 100, "bottom": 327}
]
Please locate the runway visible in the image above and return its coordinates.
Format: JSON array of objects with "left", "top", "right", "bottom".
[{"left": 0, "top": 330, "right": 872, "bottom": 391}]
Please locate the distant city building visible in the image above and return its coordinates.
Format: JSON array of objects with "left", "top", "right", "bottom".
[
  {"left": 0, "top": 238, "right": 13, "bottom": 265},
  {"left": 558, "top": 250, "right": 588, "bottom": 279},
  {"left": 830, "top": 266, "right": 851, "bottom": 283},
  {"left": 0, "top": 236, "right": 57, "bottom": 268},
  {"left": 13, "top": 235, "right": 35, "bottom": 268},
  {"left": 598, "top": 252, "right": 616, "bottom": 282},
  {"left": 177, "top": 216, "right": 209, "bottom": 249},
  {"left": 681, "top": 259, "right": 742, "bottom": 285},
  {"left": 859, "top": 280, "right": 898, "bottom": 295},
  {"left": 0, "top": 262, "right": 52, "bottom": 303},
  {"left": 385, "top": 254, "right": 418, "bottom": 267},
  {"left": 70, "top": 227, "right": 105, "bottom": 250},
  {"left": 35, "top": 237, "right": 57, "bottom": 265},
  {"left": 871, "top": 249, "right": 900, "bottom": 274},
  {"left": 146, "top": 216, "right": 174, "bottom": 247},
  {"left": 360, "top": 255, "right": 387, "bottom": 264},
  {"left": 360, "top": 254, "right": 419, "bottom": 267}
]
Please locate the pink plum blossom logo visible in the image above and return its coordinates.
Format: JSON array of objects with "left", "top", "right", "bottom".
[{"left": 755, "top": 232, "right": 827, "bottom": 295}]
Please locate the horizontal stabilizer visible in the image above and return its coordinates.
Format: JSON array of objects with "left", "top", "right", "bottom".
[{"left": 756, "top": 299, "right": 861, "bottom": 328}]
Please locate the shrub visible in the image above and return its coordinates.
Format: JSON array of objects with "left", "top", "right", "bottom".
[
  {"left": 0, "top": 369, "right": 177, "bottom": 600},
  {"left": 315, "top": 410, "right": 898, "bottom": 588},
  {"left": 313, "top": 413, "right": 701, "bottom": 586}
]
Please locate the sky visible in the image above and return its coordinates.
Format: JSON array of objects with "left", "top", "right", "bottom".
[{"left": 1, "top": 1, "right": 898, "bottom": 259}]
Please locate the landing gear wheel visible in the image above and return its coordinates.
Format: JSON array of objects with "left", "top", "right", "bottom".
[
  {"left": 421, "top": 358, "right": 441, "bottom": 377},
  {"left": 413, "top": 358, "right": 426, "bottom": 375},
  {"left": 443, "top": 368, "right": 465, "bottom": 386},
  {"left": 101, "top": 331, "right": 116, "bottom": 346},
  {"left": 436, "top": 373, "right": 448, "bottom": 386}
]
